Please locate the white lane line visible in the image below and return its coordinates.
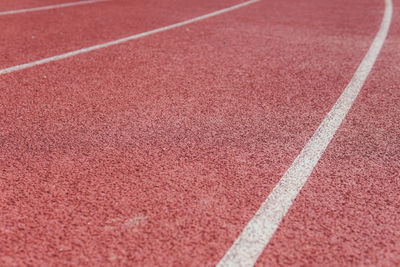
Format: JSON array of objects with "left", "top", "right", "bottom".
[
  {"left": 0, "top": 0, "right": 260, "bottom": 75},
  {"left": 218, "top": 0, "right": 393, "bottom": 266},
  {"left": 0, "top": 0, "right": 109, "bottom": 16}
]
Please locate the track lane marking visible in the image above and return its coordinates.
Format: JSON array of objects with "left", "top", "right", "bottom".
[
  {"left": 0, "top": 0, "right": 259, "bottom": 75},
  {"left": 217, "top": 0, "right": 393, "bottom": 265},
  {"left": 0, "top": 0, "right": 109, "bottom": 16}
]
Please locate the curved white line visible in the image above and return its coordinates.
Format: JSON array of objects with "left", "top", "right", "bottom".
[
  {"left": 218, "top": 0, "right": 393, "bottom": 266},
  {"left": 0, "top": 0, "right": 109, "bottom": 16},
  {"left": 0, "top": 0, "right": 260, "bottom": 75}
]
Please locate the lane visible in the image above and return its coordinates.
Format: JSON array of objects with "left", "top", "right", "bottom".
[
  {"left": 0, "top": 0, "right": 244, "bottom": 69},
  {"left": 0, "top": 0, "right": 384, "bottom": 265},
  {"left": 0, "top": 0, "right": 109, "bottom": 16},
  {"left": 256, "top": 0, "right": 400, "bottom": 265},
  {"left": 219, "top": 0, "right": 393, "bottom": 265},
  {"left": 0, "top": 0, "right": 260, "bottom": 75},
  {"left": 0, "top": 0, "right": 80, "bottom": 12}
]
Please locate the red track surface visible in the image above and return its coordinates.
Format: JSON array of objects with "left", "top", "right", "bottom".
[
  {"left": 0, "top": 0, "right": 78, "bottom": 12},
  {"left": 0, "top": 0, "right": 399, "bottom": 265}
]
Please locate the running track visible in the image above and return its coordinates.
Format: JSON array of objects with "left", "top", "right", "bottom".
[{"left": 0, "top": 0, "right": 399, "bottom": 266}]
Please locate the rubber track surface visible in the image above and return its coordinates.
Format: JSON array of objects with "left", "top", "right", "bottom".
[
  {"left": 257, "top": 0, "right": 400, "bottom": 264},
  {"left": 0, "top": 0, "right": 80, "bottom": 12},
  {"left": 0, "top": 0, "right": 399, "bottom": 265},
  {"left": 0, "top": 0, "right": 245, "bottom": 68}
]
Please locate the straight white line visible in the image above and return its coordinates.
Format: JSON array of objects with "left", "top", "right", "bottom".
[
  {"left": 218, "top": 0, "right": 393, "bottom": 266},
  {"left": 0, "top": 0, "right": 109, "bottom": 16},
  {"left": 0, "top": 0, "right": 260, "bottom": 75}
]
